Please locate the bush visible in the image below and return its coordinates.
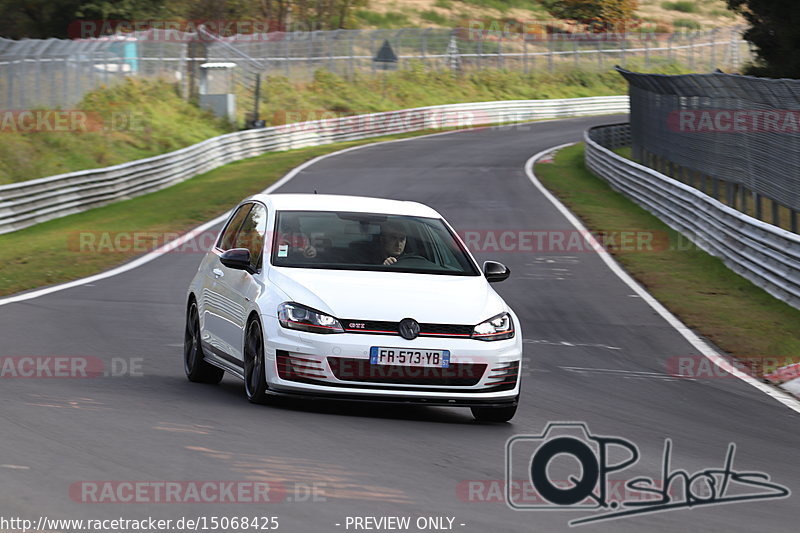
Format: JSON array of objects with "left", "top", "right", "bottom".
[
  {"left": 662, "top": 1, "right": 698, "bottom": 13},
  {"left": 673, "top": 18, "right": 702, "bottom": 30}
]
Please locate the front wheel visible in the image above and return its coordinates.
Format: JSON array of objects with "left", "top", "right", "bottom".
[
  {"left": 244, "top": 319, "right": 269, "bottom": 404},
  {"left": 471, "top": 404, "right": 517, "bottom": 423},
  {"left": 184, "top": 301, "right": 224, "bottom": 384}
]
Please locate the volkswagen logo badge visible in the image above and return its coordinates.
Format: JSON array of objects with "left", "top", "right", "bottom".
[{"left": 398, "top": 318, "right": 420, "bottom": 340}]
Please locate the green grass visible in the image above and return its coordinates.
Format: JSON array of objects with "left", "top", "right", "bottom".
[
  {"left": 456, "top": 0, "right": 546, "bottom": 14},
  {"left": 0, "top": 78, "right": 230, "bottom": 185},
  {"left": 354, "top": 10, "right": 411, "bottom": 28},
  {"left": 673, "top": 18, "right": 702, "bottom": 29},
  {"left": 0, "top": 128, "right": 474, "bottom": 297},
  {"left": 662, "top": 1, "right": 699, "bottom": 13},
  {"left": 535, "top": 144, "right": 800, "bottom": 375},
  {"left": 420, "top": 10, "right": 450, "bottom": 25},
  {"left": 709, "top": 8, "right": 736, "bottom": 18},
  {"left": 262, "top": 63, "right": 689, "bottom": 125}
]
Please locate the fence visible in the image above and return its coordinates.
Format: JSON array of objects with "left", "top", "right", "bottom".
[
  {"left": 1, "top": 27, "right": 748, "bottom": 111},
  {"left": 586, "top": 123, "right": 800, "bottom": 312},
  {"left": 0, "top": 33, "right": 192, "bottom": 109},
  {"left": 619, "top": 67, "right": 800, "bottom": 232},
  {"left": 0, "top": 96, "right": 629, "bottom": 235}
]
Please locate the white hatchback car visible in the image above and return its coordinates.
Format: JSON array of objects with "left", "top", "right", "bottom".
[{"left": 184, "top": 194, "right": 523, "bottom": 422}]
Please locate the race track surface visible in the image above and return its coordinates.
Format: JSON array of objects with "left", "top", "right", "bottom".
[{"left": 0, "top": 115, "right": 796, "bottom": 533}]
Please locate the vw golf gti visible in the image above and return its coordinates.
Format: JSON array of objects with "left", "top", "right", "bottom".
[{"left": 184, "top": 194, "right": 523, "bottom": 421}]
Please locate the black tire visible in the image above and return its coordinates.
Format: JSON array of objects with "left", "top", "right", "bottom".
[
  {"left": 471, "top": 403, "right": 518, "bottom": 423},
  {"left": 184, "top": 300, "right": 224, "bottom": 384},
  {"left": 244, "top": 318, "right": 270, "bottom": 404}
]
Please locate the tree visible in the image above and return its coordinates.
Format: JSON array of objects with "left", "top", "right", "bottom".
[
  {"left": 0, "top": 0, "right": 164, "bottom": 39},
  {"left": 541, "top": 0, "right": 639, "bottom": 33},
  {"left": 0, "top": 0, "right": 367, "bottom": 39},
  {"left": 727, "top": 0, "right": 800, "bottom": 78}
]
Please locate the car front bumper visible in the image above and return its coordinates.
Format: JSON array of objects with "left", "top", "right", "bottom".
[{"left": 262, "top": 321, "right": 523, "bottom": 403}]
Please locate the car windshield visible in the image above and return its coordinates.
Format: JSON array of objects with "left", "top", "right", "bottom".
[{"left": 271, "top": 210, "right": 479, "bottom": 276}]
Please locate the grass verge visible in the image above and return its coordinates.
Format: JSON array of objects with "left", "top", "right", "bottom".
[
  {"left": 0, "top": 128, "right": 467, "bottom": 298},
  {"left": 535, "top": 143, "right": 800, "bottom": 376},
  {"left": 0, "top": 79, "right": 231, "bottom": 185},
  {"left": 261, "top": 62, "right": 689, "bottom": 124}
]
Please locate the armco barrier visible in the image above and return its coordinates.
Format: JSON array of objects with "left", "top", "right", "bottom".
[
  {"left": 585, "top": 123, "right": 800, "bottom": 311},
  {"left": 0, "top": 96, "right": 628, "bottom": 235}
]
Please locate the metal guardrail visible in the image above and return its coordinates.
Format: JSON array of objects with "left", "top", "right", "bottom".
[
  {"left": 586, "top": 123, "right": 800, "bottom": 311},
  {"left": 0, "top": 96, "right": 629, "bottom": 235}
]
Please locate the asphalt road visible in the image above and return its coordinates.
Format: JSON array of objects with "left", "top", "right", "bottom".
[{"left": 0, "top": 115, "right": 797, "bottom": 533}]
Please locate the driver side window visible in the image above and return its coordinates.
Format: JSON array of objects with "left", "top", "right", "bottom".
[
  {"left": 234, "top": 204, "right": 268, "bottom": 271},
  {"left": 217, "top": 204, "right": 253, "bottom": 251}
]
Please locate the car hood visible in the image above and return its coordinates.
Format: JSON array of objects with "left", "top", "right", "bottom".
[{"left": 268, "top": 267, "right": 506, "bottom": 324}]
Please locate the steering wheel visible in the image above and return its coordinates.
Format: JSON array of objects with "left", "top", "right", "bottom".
[{"left": 387, "top": 254, "right": 434, "bottom": 266}]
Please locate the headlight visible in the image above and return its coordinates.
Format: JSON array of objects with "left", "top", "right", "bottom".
[
  {"left": 472, "top": 312, "right": 514, "bottom": 341},
  {"left": 278, "top": 302, "right": 344, "bottom": 334}
]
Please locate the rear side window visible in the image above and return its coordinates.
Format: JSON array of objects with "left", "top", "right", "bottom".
[{"left": 217, "top": 204, "right": 253, "bottom": 251}]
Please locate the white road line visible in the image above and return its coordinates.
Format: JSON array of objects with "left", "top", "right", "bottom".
[
  {"left": 560, "top": 366, "right": 694, "bottom": 381},
  {"left": 523, "top": 339, "right": 622, "bottom": 350},
  {"left": 525, "top": 143, "right": 800, "bottom": 414},
  {"left": 0, "top": 128, "right": 468, "bottom": 308}
]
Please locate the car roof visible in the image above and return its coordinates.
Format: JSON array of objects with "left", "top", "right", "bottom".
[{"left": 249, "top": 193, "right": 442, "bottom": 218}]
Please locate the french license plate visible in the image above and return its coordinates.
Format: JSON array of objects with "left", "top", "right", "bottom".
[{"left": 370, "top": 347, "right": 450, "bottom": 368}]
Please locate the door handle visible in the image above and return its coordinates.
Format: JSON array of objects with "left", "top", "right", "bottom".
[{"left": 212, "top": 268, "right": 224, "bottom": 278}]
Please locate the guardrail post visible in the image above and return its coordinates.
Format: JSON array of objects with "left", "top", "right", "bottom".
[
  {"left": 754, "top": 191, "right": 762, "bottom": 220},
  {"left": 740, "top": 184, "right": 748, "bottom": 213},
  {"left": 772, "top": 199, "right": 780, "bottom": 226}
]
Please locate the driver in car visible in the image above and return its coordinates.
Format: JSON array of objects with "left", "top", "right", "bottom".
[{"left": 379, "top": 222, "right": 407, "bottom": 265}]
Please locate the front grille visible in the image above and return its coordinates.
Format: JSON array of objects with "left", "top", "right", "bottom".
[
  {"left": 328, "top": 357, "right": 485, "bottom": 386},
  {"left": 341, "top": 319, "right": 473, "bottom": 338}
]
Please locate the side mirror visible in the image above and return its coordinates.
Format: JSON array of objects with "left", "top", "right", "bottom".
[
  {"left": 219, "top": 248, "right": 254, "bottom": 273},
  {"left": 483, "top": 261, "right": 510, "bottom": 283}
]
